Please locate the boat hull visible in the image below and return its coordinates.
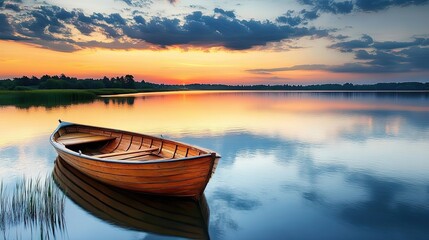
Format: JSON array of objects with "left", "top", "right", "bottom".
[
  {"left": 53, "top": 157, "right": 210, "bottom": 239},
  {"left": 50, "top": 121, "right": 219, "bottom": 198}
]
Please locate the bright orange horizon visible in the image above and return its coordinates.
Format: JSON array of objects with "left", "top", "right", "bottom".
[
  {"left": 0, "top": 1, "right": 428, "bottom": 85},
  {"left": 0, "top": 39, "right": 352, "bottom": 85}
]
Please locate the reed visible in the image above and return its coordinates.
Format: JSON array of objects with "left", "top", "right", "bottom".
[{"left": 0, "top": 176, "right": 66, "bottom": 240}]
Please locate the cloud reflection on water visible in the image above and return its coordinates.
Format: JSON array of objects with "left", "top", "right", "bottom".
[{"left": 0, "top": 91, "right": 428, "bottom": 239}]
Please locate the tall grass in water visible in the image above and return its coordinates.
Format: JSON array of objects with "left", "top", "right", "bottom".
[{"left": 0, "top": 176, "right": 66, "bottom": 240}]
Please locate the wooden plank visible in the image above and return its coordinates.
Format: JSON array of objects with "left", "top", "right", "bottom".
[
  {"left": 59, "top": 156, "right": 205, "bottom": 196},
  {"left": 124, "top": 155, "right": 168, "bottom": 161},
  {"left": 104, "top": 152, "right": 155, "bottom": 160},
  {"left": 58, "top": 135, "right": 116, "bottom": 146},
  {"left": 175, "top": 146, "right": 188, "bottom": 158},
  {"left": 142, "top": 138, "right": 153, "bottom": 148},
  {"left": 187, "top": 148, "right": 200, "bottom": 157},
  {"left": 57, "top": 133, "right": 93, "bottom": 140},
  {"left": 129, "top": 136, "right": 143, "bottom": 151},
  {"left": 61, "top": 154, "right": 212, "bottom": 177},
  {"left": 74, "top": 168, "right": 209, "bottom": 184},
  {"left": 58, "top": 150, "right": 212, "bottom": 171},
  {"left": 94, "top": 147, "right": 159, "bottom": 158},
  {"left": 72, "top": 150, "right": 208, "bottom": 169},
  {"left": 100, "top": 132, "right": 122, "bottom": 153}
]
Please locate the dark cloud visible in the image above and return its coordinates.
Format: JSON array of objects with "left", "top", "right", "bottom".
[
  {"left": 355, "top": 0, "right": 429, "bottom": 12},
  {"left": 77, "top": 11, "right": 93, "bottom": 24},
  {"left": 276, "top": 10, "right": 304, "bottom": 26},
  {"left": 332, "top": 34, "right": 349, "bottom": 40},
  {"left": 214, "top": 8, "right": 236, "bottom": 18},
  {"left": 298, "top": 0, "right": 429, "bottom": 14},
  {"left": 300, "top": 9, "right": 320, "bottom": 20},
  {"left": 123, "top": 9, "right": 329, "bottom": 50},
  {"left": 325, "top": 35, "right": 429, "bottom": 73},
  {"left": 2, "top": 4, "right": 331, "bottom": 52},
  {"left": 56, "top": 8, "right": 74, "bottom": 20},
  {"left": 0, "top": 13, "right": 16, "bottom": 39},
  {"left": 4, "top": 3, "right": 21, "bottom": 12},
  {"left": 276, "top": 9, "right": 320, "bottom": 27},
  {"left": 329, "top": 34, "right": 373, "bottom": 52},
  {"left": 248, "top": 63, "right": 401, "bottom": 74},
  {"left": 248, "top": 62, "right": 409, "bottom": 74},
  {"left": 247, "top": 63, "right": 407, "bottom": 74},
  {"left": 98, "top": 23, "right": 121, "bottom": 38},
  {"left": 19, "top": 7, "right": 69, "bottom": 39},
  {"left": 105, "top": 13, "right": 127, "bottom": 25},
  {"left": 330, "top": 62, "right": 411, "bottom": 73},
  {"left": 6, "top": 6, "right": 84, "bottom": 51},
  {"left": 373, "top": 38, "right": 429, "bottom": 50},
  {"left": 354, "top": 50, "right": 407, "bottom": 67},
  {"left": 121, "top": 0, "right": 133, "bottom": 5},
  {"left": 276, "top": 15, "right": 301, "bottom": 26},
  {"left": 298, "top": 0, "right": 354, "bottom": 14},
  {"left": 342, "top": 41, "right": 429, "bottom": 73},
  {"left": 133, "top": 15, "right": 146, "bottom": 24},
  {"left": 247, "top": 41, "right": 429, "bottom": 74},
  {"left": 8, "top": 6, "right": 129, "bottom": 49},
  {"left": 400, "top": 46, "right": 429, "bottom": 69},
  {"left": 373, "top": 41, "right": 418, "bottom": 50},
  {"left": 74, "top": 21, "right": 93, "bottom": 35},
  {"left": 330, "top": 35, "right": 429, "bottom": 53},
  {"left": 4, "top": 0, "right": 427, "bottom": 68}
]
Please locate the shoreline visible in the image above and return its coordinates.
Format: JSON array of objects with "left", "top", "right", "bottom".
[
  {"left": 2, "top": 88, "right": 429, "bottom": 97},
  {"left": 100, "top": 89, "right": 429, "bottom": 98}
]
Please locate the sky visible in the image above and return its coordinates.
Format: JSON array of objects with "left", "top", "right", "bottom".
[{"left": 0, "top": 0, "right": 428, "bottom": 85}]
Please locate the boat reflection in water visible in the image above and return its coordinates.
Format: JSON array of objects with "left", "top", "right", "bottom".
[{"left": 53, "top": 157, "right": 210, "bottom": 239}]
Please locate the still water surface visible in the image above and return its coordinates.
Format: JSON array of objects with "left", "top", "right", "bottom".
[{"left": 0, "top": 91, "right": 429, "bottom": 239}]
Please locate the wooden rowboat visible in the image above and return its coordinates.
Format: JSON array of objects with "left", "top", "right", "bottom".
[
  {"left": 53, "top": 157, "right": 210, "bottom": 239},
  {"left": 50, "top": 120, "right": 220, "bottom": 198}
]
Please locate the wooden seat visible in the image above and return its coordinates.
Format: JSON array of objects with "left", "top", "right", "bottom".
[
  {"left": 94, "top": 147, "right": 159, "bottom": 158},
  {"left": 57, "top": 133, "right": 116, "bottom": 146}
]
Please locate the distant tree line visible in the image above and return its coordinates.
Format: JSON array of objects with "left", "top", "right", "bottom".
[
  {"left": 179, "top": 82, "right": 429, "bottom": 91},
  {"left": 1, "top": 74, "right": 428, "bottom": 91},
  {"left": 0, "top": 74, "right": 155, "bottom": 90}
]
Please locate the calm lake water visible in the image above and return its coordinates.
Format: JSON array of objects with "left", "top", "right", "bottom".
[{"left": 1, "top": 91, "right": 429, "bottom": 240}]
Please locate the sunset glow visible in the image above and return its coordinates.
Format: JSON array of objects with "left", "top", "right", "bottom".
[
  {"left": 2, "top": 91, "right": 428, "bottom": 148},
  {"left": 1, "top": 0, "right": 428, "bottom": 84}
]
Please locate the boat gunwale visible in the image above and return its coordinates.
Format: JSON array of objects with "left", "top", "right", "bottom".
[{"left": 50, "top": 121, "right": 218, "bottom": 165}]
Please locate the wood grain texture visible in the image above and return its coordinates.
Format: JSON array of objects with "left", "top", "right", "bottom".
[
  {"left": 95, "top": 147, "right": 159, "bottom": 158},
  {"left": 57, "top": 134, "right": 116, "bottom": 146},
  {"left": 50, "top": 121, "right": 220, "bottom": 198},
  {"left": 53, "top": 158, "right": 210, "bottom": 239}
]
